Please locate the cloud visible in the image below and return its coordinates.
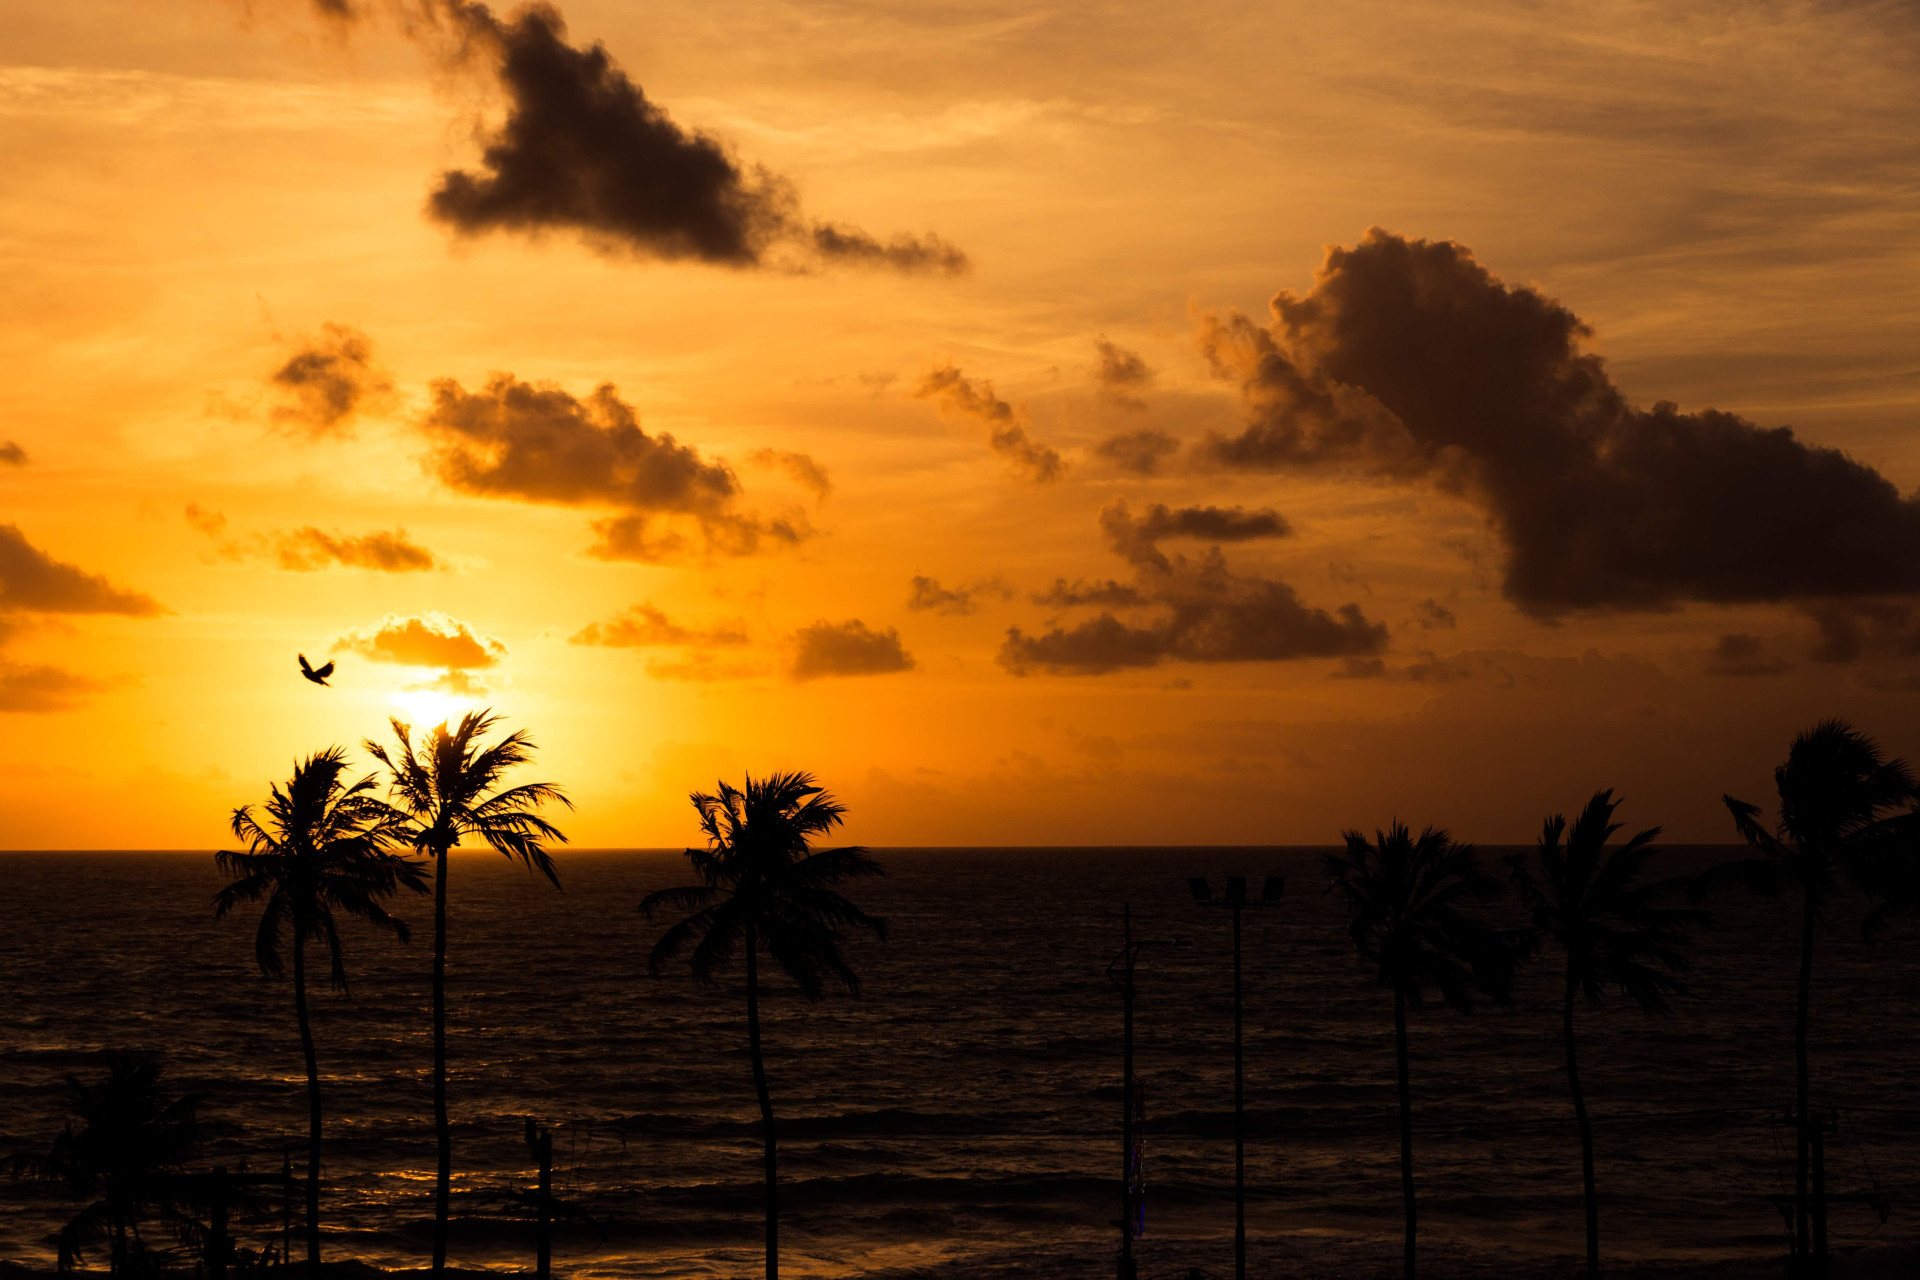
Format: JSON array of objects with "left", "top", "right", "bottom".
[
  {"left": 0, "top": 442, "right": 27, "bottom": 466},
  {"left": 1100, "top": 500, "right": 1291, "bottom": 572},
  {"left": 999, "top": 500, "right": 1385, "bottom": 676},
  {"left": 275, "top": 527, "right": 443, "bottom": 572},
  {"left": 569, "top": 603, "right": 749, "bottom": 648},
  {"left": 422, "top": 373, "right": 803, "bottom": 560},
  {"left": 906, "top": 574, "right": 1009, "bottom": 617},
  {"left": 0, "top": 663, "right": 109, "bottom": 713},
  {"left": 1415, "top": 598, "right": 1457, "bottom": 630},
  {"left": 790, "top": 619, "right": 915, "bottom": 680},
  {"left": 426, "top": 3, "right": 965, "bottom": 274},
  {"left": 1094, "top": 428, "right": 1179, "bottom": 475},
  {"left": 0, "top": 525, "right": 162, "bottom": 616},
  {"left": 1800, "top": 599, "right": 1920, "bottom": 664},
  {"left": 415, "top": 667, "right": 491, "bottom": 696},
  {"left": 915, "top": 365, "right": 1066, "bottom": 483},
  {"left": 270, "top": 323, "right": 391, "bottom": 436},
  {"left": 1093, "top": 336, "right": 1152, "bottom": 408},
  {"left": 746, "top": 448, "right": 832, "bottom": 500},
  {"left": 1198, "top": 228, "right": 1920, "bottom": 615},
  {"left": 1031, "top": 578, "right": 1147, "bottom": 608},
  {"left": 334, "top": 611, "right": 506, "bottom": 668},
  {"left": 1705, "top": 632, "right": 1792, "bottom": 677},
  {"left": 184, "top": 504, "right": 228, "bottom": 538}
]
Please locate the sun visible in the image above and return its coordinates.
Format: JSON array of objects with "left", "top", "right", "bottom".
[{"left": 387, "top": 686, "right": 479, "bottom": 730}]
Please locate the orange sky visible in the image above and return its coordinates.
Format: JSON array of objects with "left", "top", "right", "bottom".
[{"left": 4, "top": 0, "right": 1920, "bottom": 848}]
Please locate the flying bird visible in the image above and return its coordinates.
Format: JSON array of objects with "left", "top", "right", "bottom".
[{"left": 298, "top": 654, "right": 334, "bottom": 686}]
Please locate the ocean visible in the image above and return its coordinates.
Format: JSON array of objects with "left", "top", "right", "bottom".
[{"left": 2, "top": 848, "right": 1917, "bottom": 1279}]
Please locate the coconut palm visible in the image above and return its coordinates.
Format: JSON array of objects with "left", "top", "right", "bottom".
[
  {"left": 213, "top": 745, "right": 426, "bottom": 1266},
  {"left": 364, "top": 710, "right": 570, "bottom": 1278},
  {"left": 5, "top": 1052, "right": 212, "bottom": 1276},
  {"left": 640, "top": 771, "right": 886, "bottom": 1280},
  {"left": 1325, "top": 821, "right": 1523, "bottom": 1280},
  {"left": 1697, "top": 720, "right": 1919, "bottom": 1270},
  {"left": 1508, "top": 790, "right": 1705, "bottom": 1280}
]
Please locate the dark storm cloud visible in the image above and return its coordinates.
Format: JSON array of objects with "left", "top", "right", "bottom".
[
  {"left": 335, "top": 612, "right": 506, "bottom": 668},
  {"left": 275, "top": 527, "right": 444, "bottom": 572},
  {"left": 790, "top": 619, "right": 915, "bottom": 680},
  {"left": 569, "top": 603, "right": 749, "bottom": 648},
  {"left": 0, "top": 442, "right": 27, "bottom": 466},
  {"left": 915, "top": 366, "right": 1066, "bottom": 483},
  {"left": 0, "top": 526, "right": 162, "bottom": 616},
  {"left": 426, "top": 3, "right": 966, "bottom": 273},
  {"left": 999, "top": 500, "right": 1384, "bottom": 676},
  {"left": 1094, "top": 428, "right": 1179, "bottom": 476},
  {"left": 1094, "top": 336, "right": 1152, "bottom": 408},
  {"left": 271, "top": 324, "right": 391, "bottom": 436},
  {"left": 422, "top": 373, "right": 803, "bottom": 560},
  {"left": 1199, "top": 228, "right": 1920, "bottom": 616},
  {"left": 0, "top": 663, "right": 108, "bottom": 714}
]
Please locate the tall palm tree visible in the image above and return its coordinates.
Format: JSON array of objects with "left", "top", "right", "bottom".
[
  {"left": 365, "top": 711, "right": 570, "bottom": 1277},
  {"left": 640, "top": 771, "right": 886, "bottom": 1280},
  {"left": 213, "top": 746, "right": 427, "bottom": 1266},
  {"left": 1508, "top": 790, "right": 1704, "bottom": 1280},
  {"left": 1697, "top": 720, "right": 1919, "bottom": 1270},
  {"left": 1325, "top": 821, "right": 1522, "bottom": 1280},
  {"left": 5, "top": 1052, "right": 212, "bottom": 1276}
]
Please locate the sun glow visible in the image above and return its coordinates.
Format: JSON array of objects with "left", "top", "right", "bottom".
[{"left": 387, "top": 686, "right": 479, "bottom": 731}]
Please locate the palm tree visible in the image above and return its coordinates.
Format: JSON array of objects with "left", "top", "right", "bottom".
[
  {"left": 213, "top": 745, "right": 427, "bottom": 1266},
  {"left": 364, "top": 710, "right": 570, "bottom": 1278},
  {"left": 1508, "top": 790, "right": 1705, "bottom": 1280},
  {"left": 1325, "top": 821, "right": 1522, "bottom": 1280},
  {"left": 5, "top": 1052, "right": 212, "bottom": 1276},
  {"left": 1697, "top": 720, "right": 1919, "bottom": 1270},
  {"left": 640, "top": 772, "right": 886, "bottom": 1280}
]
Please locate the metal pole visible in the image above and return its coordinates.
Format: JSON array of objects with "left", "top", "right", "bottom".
[
  {"left": 210, "top": 1166, "right": 229, "bottom": 1280},
  {"left": 1233, "top": 898, "right": 1245, "bottom": 1280},
  {"left": 537, "top": 1130, "right": 553, "bottom": 1280},
  {"left": 1120, "top": 903, "right": 1136, "bottom": 1280},
  {"left": 1811, "top": 1113, "right": 1828, "bottom": 1276},
  {"left": 281, "top": 1146, "right": 291, "bottom": 1272}
]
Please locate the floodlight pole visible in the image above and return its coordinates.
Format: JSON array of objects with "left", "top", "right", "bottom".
[
  {"left": 1189, "top": 874, "right": 1283, "bottom": 1280},
  {"left": 1107, "top": 903, "right": 1182, "bottom": 1280}
]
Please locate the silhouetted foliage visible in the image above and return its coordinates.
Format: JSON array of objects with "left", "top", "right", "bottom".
[
  {"left": 1696, "top": 719, "right": 1920, "bottom": 1266},
  {"left": 1325, "top": 821, "right": 1522, "bottom": 1280},
  {"left": 641, "top": 771, "right": 885, "bottom": 1280},
  {"left": 212, "top": 746, "right": 425, "bottom": 1266},
  {"left": 365, "top": 710, "right": 569, "bottom": 1278},
  {"left": 5, "top": 1053, "right": 214, "bottom": 1276},
  {"left": 1509, "top": 790, "right": 1705, "bottom": 1280}
]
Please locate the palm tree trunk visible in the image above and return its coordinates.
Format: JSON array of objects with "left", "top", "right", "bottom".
[
  {"left": 746, "top": 920, "right": 778, "bottom": 1280},
  {"left": 1394, "top": 986, "right": 1416, "bottom": 1280},
  {"left": 432, "top": 844, "right": 451, "bottom": 1278},
  {"left": 293, "top": 929, "right": 323, "bottom": 1267},
  {"left": 1563, "top": 971, "right": 1598, "bottom": 1280},
  {"left": 1793, "top": 884, "right": 1815, "bottom": 1270}
]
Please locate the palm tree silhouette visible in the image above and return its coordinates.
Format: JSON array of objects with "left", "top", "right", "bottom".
[
  {"left": 1325, "top": 821, "right": 1522, "bottom": 1280},
  {"left": 365, "top": 711, "right": 570, "bottom": 1278},
  {"left": 640, "top": 771, "right": 886, "bottom": 1280},
  {"left": 212, "top": 746, "right": 427, "bottom": 1266},
  {"left": 5, "top": 1052, "right": 212, "bottom": 1276},
  {"left": 1508, "top": 790, "right": 1704, "bottom": 1280},
  {"left": 1696, "top": 720, "right": 1919, "bottom": 1270}
]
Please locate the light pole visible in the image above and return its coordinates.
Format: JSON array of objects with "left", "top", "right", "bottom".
[
  {"left": 1107, "top": 903, "right": 1182, "bottom": 1280},
  {"left": 1188, "top": 874, "right": 1283, "bottom": 1280}
]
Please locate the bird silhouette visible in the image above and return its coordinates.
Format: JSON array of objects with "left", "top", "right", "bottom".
[{"left": 298, "top": 654, "right": 335, "bottom": 686}]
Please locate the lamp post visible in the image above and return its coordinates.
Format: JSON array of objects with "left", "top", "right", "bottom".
[
  {"left": 1107, "top": 903, "right": 1183, "bottom": 1280},
  {"left": 1188, "top": 874, "right": 1284, "bottom": 1280}
]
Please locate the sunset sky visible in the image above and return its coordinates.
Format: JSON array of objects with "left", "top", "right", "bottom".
[{"left": 5, "top": 0, "right": 1920, "bottom": 848}]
